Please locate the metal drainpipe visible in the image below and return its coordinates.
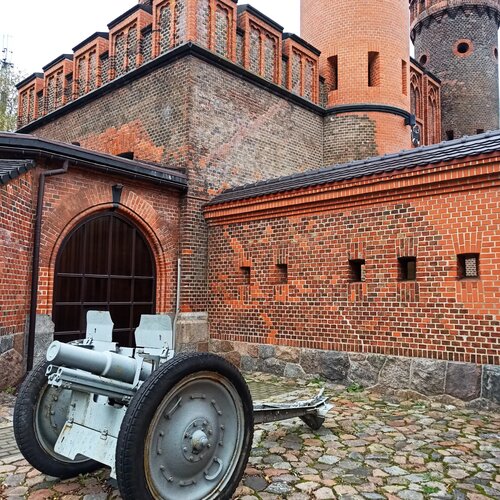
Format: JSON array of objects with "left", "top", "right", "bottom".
[{"left": 27, "top": 160, "right": 69, "bottom": 371}]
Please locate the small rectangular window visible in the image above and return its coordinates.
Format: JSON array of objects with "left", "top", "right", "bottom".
[
  {"left": 476, "top": 129, "right": 484, "bottom": 135},
  {"left": 240, "top": 266, "right": 251, "bottom": 285},
  {"left": 275, "top": 264, "right": 288, "bottom": 284},
  {"left": 349, "top": 259, "right": 366, "bottom": 283},
  {"left": 368, "top": 52, "right": 380, "bottom": 87},
  {"left": 446, "top": 130, "right": 454, "bottom": 141},
  {"left": 399, "top": 257, "right": 417, "bottom": 281},
  {"left": 458, "top": 254, "right": 479, "bottom": 279}
]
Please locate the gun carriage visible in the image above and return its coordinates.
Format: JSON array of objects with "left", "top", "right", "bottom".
[{"left": 14, "top": 311, "right": 331, "bottom": 500}]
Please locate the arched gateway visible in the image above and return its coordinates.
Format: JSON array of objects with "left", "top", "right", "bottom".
[{"left": 52, "top": 211, "right": 156, "bottom": 346}]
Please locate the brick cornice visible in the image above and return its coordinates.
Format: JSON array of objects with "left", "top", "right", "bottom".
[
  {"left": 204, "top": 156, "right": 500, "bottom": 224},
  {"left": 411, "top": 0, "right": 500, "bottom": 39}
]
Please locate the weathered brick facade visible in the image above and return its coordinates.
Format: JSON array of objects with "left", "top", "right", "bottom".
[
  {"left": 0, "top": 169, "right": 36, "bottom": 387},
  {"left": 3, "top": 0, "right": 499, "bottom": 401},
  {"left": 0, "top": 144, "right": 186, "bottom": 385},
  {"left": 205, "top": 146, "right": 500, "bottom": 402},
  {"left": 411, "top": 0, "right": 500, "bottom": 139}
]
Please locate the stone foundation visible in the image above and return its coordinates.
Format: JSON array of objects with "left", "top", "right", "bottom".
[
  {"left": 209, "top": 340, "right": 500, "bottom": 407},
  {"left": 175, "top": 312, "right": 209, "bottom": 353},
  {"left": 0, "top": 334, "right": 24, "bottom": 390}
]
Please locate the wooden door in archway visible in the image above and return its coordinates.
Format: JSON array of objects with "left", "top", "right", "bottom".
[{"left": 53, "top": 211, "right": 156, "bottom": 346}]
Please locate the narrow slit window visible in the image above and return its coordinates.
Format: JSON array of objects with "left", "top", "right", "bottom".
[
  {"left": 368, "top": 52, "right": 380, "bottom": 87},
  {"left": 241, "top": 266, "right": 251, "bottom": 285},
  {"left": 349, "top": 259, "right": 366, "bottom": 283},
  {"left": 398, "top": 257, "right": 417, "bottom": 281},
  {"left": 328, "top": 55, "right": 338, "bottom": 91},
  {"left": 275, "top": 264, "right": 288, "bottom": 284},
  {"left": 458, "top": 254, "right": 479, "bottom": 279},
  {"left": 402, "top": 60, "right": 408, "bottom": 95}
]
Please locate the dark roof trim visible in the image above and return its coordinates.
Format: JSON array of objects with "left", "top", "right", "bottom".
[
  {"left": 237, "top": 4, "right": 284, "bottom": 32},
  {"left": 16, "top": 73, "right": 44, "bottom": 90},
  {"left": 283, "top": 33, "right": 321, "bottom": 57},
  {"left": 326, "top": 104, "right": 413, "bottom": 123},
  {"left": 0, "top": 133, "right": 187, "bottom": 190},
  {"left": 42, "top": 54, "right": 73, "bottom": 72},
  {"left": 17, "top": 42, "right": 327, "bottom": 133},
  {"left": 410, "top": 56, "right": 441, "bottom": 84},
  {"left": 73, "top": 32, "right": 109, "bottom": 53},
  {"left": 208, "top": 129, "right": 500, "bottom": 205},
  {"left": 0, "top": 160, "right": 35, "bottom": 185},
  {"left": 108, "top": 4, "right": 152, "bottom": 29}
]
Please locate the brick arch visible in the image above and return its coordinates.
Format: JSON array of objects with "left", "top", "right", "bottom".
[{"left": 38, "top": 187, "right": 175, "bottom": 316}]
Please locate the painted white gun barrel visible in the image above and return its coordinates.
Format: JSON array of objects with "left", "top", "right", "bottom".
[{"left": 46, "top": 341, "right": 152, "bottom": 383}]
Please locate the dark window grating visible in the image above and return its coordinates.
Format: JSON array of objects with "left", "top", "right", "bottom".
[{"left": 458, "top": 254, "right": 479, "bottom": 279}]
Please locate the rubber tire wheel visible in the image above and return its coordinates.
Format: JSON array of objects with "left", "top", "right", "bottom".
[
  {"left": 116, "top": 352, "right": 254, "bottom": 500},
  {"left": 13, "top": 360, "right": 101, "bottom": 478}
]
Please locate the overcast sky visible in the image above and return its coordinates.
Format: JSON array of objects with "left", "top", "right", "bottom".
[{"left": 0, "top": 1, "right": 300, "bottom": 76}]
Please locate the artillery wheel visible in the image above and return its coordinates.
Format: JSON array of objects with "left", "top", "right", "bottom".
[
  {"left": 13, "top": 361, "right": 100, "bottom": 478},
  {"left": 116, "top": 352, "right": 254, "bottom": 500}
]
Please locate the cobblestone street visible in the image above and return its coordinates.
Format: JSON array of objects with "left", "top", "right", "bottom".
[{"left": 0, "top": 374, "right": 499, "bottom": 500}]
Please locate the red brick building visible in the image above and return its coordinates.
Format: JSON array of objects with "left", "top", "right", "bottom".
[{"left": 1, "top": 0, "right": 499, "bottom": 403}]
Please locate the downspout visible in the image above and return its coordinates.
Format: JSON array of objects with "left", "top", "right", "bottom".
[
  {"left": 172, "top": 257, "right": 181, "bottom": 351},
  {"left": 27, "top": 160, "right": 69, "bottom": 371}
]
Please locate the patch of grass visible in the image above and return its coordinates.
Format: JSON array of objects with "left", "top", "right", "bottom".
[
  {"left": 2, "top": 386, "right": 15, "bottom": 395},
  {"left": 346, "top": 382, "right": 364, "bottom": 393},
  {"left": 422, "top": 485, "right": 440, "bottom": 495},
  {"left": 309, "top": 376, "right": 325, "bottom": 387}
]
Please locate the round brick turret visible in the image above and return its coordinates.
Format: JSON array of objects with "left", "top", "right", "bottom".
[
  {"left": 301, "top": 0, "right": 412, "bottom": 159},
  {"left": 411, "top": 0, "right": 500, "bottom": 140}
]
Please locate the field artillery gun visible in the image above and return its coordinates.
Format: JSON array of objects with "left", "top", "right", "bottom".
[{"left": 14, "top": 311, "right": 331, "bottom": 499}]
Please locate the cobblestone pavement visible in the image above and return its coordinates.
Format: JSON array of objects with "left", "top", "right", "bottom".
[{"left": 0, "top": 374, "right": 499, "bottom": 499}]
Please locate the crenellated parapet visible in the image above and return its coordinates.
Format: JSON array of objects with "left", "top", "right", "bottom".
[
  {"left": 73, "top": 33, "right": 109, "bottom": 100},
  {"left": 17, "top": 0, "right": 321, "bottom": 129}
]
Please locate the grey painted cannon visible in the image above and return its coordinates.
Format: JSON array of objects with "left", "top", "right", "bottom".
[{"left": 14, "top": 311, "right": 331, "bottom": 500}]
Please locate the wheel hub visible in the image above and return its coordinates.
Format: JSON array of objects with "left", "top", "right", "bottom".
[{"left": 182, "top": 419, "right": 214, "bottom": 463}]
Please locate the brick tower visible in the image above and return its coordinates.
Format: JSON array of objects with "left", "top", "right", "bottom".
[
  {"left": 301, "top": 0, "right": 412, "bottom": 160},
  {"left": 411, "top": 0, "right": 500, "bottom": 140}
]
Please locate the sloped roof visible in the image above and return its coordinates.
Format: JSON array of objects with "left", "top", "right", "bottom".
[
  {"left": 0, "top": 159, "right": 35, "bottom": 185},
  {"left": 209, "top": 130, "right": 500, "bottom": 205},
  {"left": 0, "top": 132, "right": 187, "bottom": 189}
]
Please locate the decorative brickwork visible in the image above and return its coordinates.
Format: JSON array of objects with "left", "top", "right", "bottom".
[{"left": 206, "top": 157, "right": 500, "bottom": 365}]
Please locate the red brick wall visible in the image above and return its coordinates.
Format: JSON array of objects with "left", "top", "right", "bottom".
[
  {"left": 301, "top": 0, "right": 413, "bottom": 154},
  {"left": 35, "top": 167, "right": 182, "bottom": 318},
  {"left": 206, "top": 157, "right": 500, "bottom": 365},
  {"left": 0, "top": 171, "right": 36, "bottom": 383}
]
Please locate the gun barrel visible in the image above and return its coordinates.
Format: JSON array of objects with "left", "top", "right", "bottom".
[{"left": 46, "top": 341, "right": 152, "bottom": 383}]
